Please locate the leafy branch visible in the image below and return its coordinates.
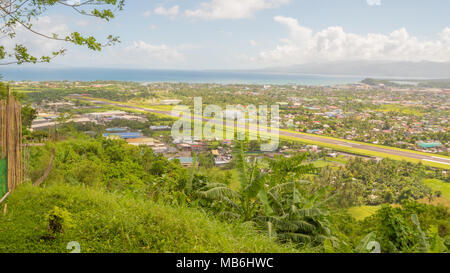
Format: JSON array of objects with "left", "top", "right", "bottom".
[{"left": 0, "top": 0, "right": 124, "bottom": 65}]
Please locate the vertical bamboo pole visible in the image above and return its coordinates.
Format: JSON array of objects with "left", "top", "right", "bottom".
[
  {"left": 0, "top": 99, "right": 6, "bottom": 197},
  {"left": 16, "top": 99, "right": 22, "bottom": 188},
  {"left": 0, "top": 100, "right": 5, "bottom": 159},
  {"left": 4, "top": 86, "right": 23, "bottom": 191},
  {"left": 7, "top": 89, "right": 13, "bottom": 191}
]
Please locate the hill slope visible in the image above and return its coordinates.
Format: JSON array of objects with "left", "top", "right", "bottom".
[{"left": 0, "top": 183, "right": 296, "bottom": 253}]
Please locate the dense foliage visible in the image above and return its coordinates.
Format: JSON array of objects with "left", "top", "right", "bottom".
[
  {"left": 316, "top": 158, "right": 443, "bottom": 207},
  {"left": 10, "top": 135, "right": 447, "bottom": 253}
]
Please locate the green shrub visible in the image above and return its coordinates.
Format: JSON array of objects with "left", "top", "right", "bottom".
[{"left": 45, "top": 206, "right": 74, "bottom": 235}]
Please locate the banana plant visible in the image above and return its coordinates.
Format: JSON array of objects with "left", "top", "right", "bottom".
[
  {"left": 197, "top": 141, "right": 267, "bottom": 222},
  {"left": 257, "top": 181, "right": 333, "bottom": 245},
  {"left": 257, "top": 153, "right": 334, "bottom": 245}
]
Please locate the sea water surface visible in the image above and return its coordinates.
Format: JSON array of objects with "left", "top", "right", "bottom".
[{"left": 0, "top": 67, "right": 363, "bottom": 86}]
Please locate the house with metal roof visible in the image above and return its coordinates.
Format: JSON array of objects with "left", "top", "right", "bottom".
[
  {"left": 418, "top": 142, "right": 443, "bottom": 149},
  {"left": 103, "top": 132, "right": 142, "bottom": 139}
]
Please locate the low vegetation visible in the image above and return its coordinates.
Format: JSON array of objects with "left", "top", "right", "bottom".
[{"left": 0, "top": 183, "right": 295, "bottom": 253}]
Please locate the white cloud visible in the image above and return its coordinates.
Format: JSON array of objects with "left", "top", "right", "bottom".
[
  {"left": 250, "top": 40, "right": 258, "bottom": 47},
  {"left": 143, "top": 10, "right": 152, "bottom": 17},
  {"left": 65, "top": 0, "right": 81, "bottom": 5},
  {"left": 367, "top": 0, "right": 381, "bottom": 6},
  {"left": 154, "top": 5, "right": 179, "bottom": 17},
  {"left": 185, "top": 0, "right": 290, "bottom": 20},
  {"left": 254, "top": 16, "right": 450, "bottom": 65},
  {"left": 75, "top": 20, "right": 89, "bottom": 27},
  {"left": 2, "top": 16, "right": 68, "bottom": 58},
  {"left": 124, "top": 41, "right": 184, "bottom": 63}
]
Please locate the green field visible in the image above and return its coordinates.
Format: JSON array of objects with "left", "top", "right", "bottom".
[
  {"left": 310, "top": 160, "right": 333, "bottom": 168},
  {"left": 423, "top": 179, "right": 450, "bottom": 199},
  {"left": 375, "top": 104, "right": 426, "bottom": 116},
  {"left": 347, "top": 206, "right": 381, "bottom": 221}
]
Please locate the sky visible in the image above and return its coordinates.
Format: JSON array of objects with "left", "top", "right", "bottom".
[{"left": 5, "top": 0, "right": 450, "bottom": 70}]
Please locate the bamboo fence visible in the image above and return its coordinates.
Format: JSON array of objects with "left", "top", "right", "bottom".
[{"left": 0, "top": 87, "right": 23, "bottom": 199}]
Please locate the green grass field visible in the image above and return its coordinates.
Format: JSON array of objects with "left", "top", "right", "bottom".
[
  {"left": 423, "top": 179, "right": 450, "bottom": 200},
  {"left": 347, "top": 206, "right": 381, "bottom": 221},
  {"left": 310, "top": 160, "right": 333, "bottom": 168},
  {"left": 375, "top": 104, "right": 426, "bottom": 117}
]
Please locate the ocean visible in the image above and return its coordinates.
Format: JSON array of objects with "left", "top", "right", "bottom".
[{"left": 0, "top": 67, "right": 363, "bottom": 86}]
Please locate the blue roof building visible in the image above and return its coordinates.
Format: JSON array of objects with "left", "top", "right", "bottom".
[
  {"left": 103, "top": 132, "right": 142, "bottom": 139},
  {"left": 106, "top": 127, "right": 128, "bottom": 132},
  {"left": 150, "top": 125, "right": 171, "bottom": 131},
  {"left": 418, "top": 142, "right": 442, "bottom": 149},
  {"left": 169, "top": 157, "right": 194, "bottom": 166}
]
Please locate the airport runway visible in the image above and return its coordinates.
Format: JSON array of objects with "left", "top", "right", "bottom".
[{"left": 85, "top": 98, "right": 450, "bottom": 167}]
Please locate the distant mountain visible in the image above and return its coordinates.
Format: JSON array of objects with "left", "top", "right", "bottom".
[{"left": 261, "top": 61, "right": 450, "bottom": 79}]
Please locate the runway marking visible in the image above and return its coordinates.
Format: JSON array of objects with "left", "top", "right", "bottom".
[
  {"left": 432, "top": 156, "right": 450, "bottom": 161},
  {"left": 423, "top": 159, "right": 450, "bottom": 166},
  {"left": 338, "top": 144, "right": 353, "bottom": 148}
]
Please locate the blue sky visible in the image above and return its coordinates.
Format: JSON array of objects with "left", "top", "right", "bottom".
[{"left": 10, "top": 0, "right": 450, "bottom": 69}]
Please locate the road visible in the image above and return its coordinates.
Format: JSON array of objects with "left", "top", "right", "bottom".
[{"left": 85, "top": 98, "right": 450, "bottom": 167}]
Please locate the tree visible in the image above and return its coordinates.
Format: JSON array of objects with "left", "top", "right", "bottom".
[
  {"left": 248, "top": 140, "right": 260, "bottom": 152},
  {"left": 0, "top": 0, "right": 124, "bottom": 65},
  {"left": 268, "top": 153, "right": 316, "bottom": 186},
  {"left": 56, "top": 111, "right": 73, "bottom": 127},
  {"left": 198, "top": 152, "right": 214, "bottom": 169}
]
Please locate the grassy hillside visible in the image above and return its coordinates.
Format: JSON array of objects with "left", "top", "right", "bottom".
[{"left": 0, "top": 183, "right": 297, "bottom": 253}]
